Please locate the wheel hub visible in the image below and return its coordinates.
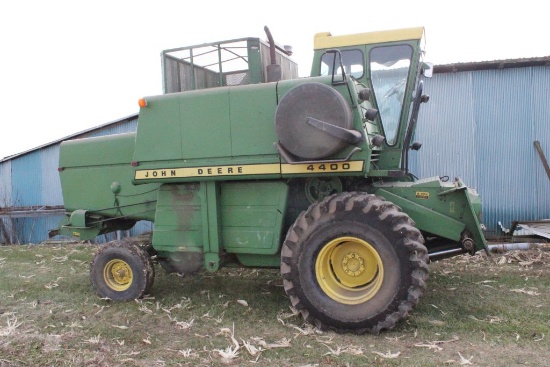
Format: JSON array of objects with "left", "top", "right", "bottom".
[
  {"left": 113, "top": 263, "right": 130, "bottom": 282},
  {"left": 104, "top": 259, "right": 133, "bottom": 291},
  {"left": 341, "top": 252, "right": 365, "bottom": 276},
  {"left": 315, "top": 237, "right": 384, "bottom": 305}
]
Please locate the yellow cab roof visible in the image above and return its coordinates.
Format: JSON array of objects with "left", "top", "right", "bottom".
[{"left": 313, "top": 27, "right": 424, "bottom": 50}]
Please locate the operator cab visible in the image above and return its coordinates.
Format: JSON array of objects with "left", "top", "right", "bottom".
[{"left": 311, "top": 27, "right": 431, "bottom": 172}]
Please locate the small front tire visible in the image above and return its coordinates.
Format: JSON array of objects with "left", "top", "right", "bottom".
[{"left": 90, "top": 240, "right": 155, "bottom": 301}]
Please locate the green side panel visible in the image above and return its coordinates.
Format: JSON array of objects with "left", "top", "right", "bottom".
[
  {"left": 133, "top": 94, "right": 183, "bottom": 162},
  {"left": 373, "top": 188, "right": 465, "bottom": 241},
  {"left": 236, "top": 253, "right": 281, "bottom": 267},
  {"left": 229, "top": 84, "right": 278, "bottom": 156},
  {"left": 181, "top": 89, "right": 231, "bottom": 159},
  {"left": 59, "top": 133, "right": 160, "bottom": 221},
  {"left": 151, "top": 181, "right": 288, "bottom": 257},
  {"left": 131, "top": 76, "right": 374, "bottom": 185},
  {"left": 372, "top": 177, "right": 487, "bottom": 252},
  {"left": 61, "top": 166, "right": 158, "bottom": 221},
  {"left": 60, "top": 132, "right": 135, "bottom": 167},
  {"left": 221, "top": 181, "right": 288, "bottom": 255},
  {"left": 135, "top": 82, "right": 280, "bottom": 167},
  {"left": 152, "top": 183, "right": 204, "bottom": 252}
]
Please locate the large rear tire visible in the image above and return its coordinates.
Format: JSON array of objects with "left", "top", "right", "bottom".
[
  {"left": 280, "top": 192, "right": 428, "bottom": 334},
  {"left": 90, "top": 240, "right": 155, "bottom": 301}
]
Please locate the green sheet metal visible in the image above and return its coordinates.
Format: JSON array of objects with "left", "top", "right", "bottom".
[{"left": 372, "top": 177, "right": 487, "bottom": 252}]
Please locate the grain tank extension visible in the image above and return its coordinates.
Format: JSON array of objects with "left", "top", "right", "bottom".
[{"left": 53, "top": 27, "right": 487, "bottom": 334}]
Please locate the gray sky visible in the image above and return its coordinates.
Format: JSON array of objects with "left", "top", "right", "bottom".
[{"left": 1, "top": 0, "right": 548, "bottom": 159}]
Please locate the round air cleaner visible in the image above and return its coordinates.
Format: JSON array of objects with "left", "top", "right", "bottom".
[{"left": 275, "top": 82, "right": 353, "bottom": 159}]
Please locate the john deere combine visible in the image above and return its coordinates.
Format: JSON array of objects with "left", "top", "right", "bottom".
[{"left": 54, "top": 26, "right": 486, "bottom": 333}]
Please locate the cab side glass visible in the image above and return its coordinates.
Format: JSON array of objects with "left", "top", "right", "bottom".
[
  {"left": 369, "top": 45, "right": 413, "bottom": 145},
  {"left": 320, "top": 49, "right": 364, "bottom": 79}
]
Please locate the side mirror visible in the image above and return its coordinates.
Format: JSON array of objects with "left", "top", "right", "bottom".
[{"left": 422, "top": 62, "right": 433, "bottom": 78}]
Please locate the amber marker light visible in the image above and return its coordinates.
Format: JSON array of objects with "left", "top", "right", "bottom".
[{"left": 138, "top": 98, "right": 148, "bottom": 108}]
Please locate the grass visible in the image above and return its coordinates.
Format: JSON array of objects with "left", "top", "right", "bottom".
[{"left": 0, "top": 243, "right": 549, "bottom": 366}]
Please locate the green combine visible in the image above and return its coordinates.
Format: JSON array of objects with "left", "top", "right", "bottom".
[{"left": 53, "top": 26, "right": 486, "bottom": 334}]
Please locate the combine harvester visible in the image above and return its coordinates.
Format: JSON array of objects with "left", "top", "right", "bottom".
[{"left": 52, "top": 26, "right": 487, "bottom": 333}]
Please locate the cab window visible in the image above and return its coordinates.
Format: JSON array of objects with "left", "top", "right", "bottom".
[
  {"left": 320, "top": 49, "right": 364, "bottom": 79},
  {"left": 369, "top": 45, "right": 413, "bottom": 145}
]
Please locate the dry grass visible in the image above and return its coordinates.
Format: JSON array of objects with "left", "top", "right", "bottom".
[{"left": 0, "top": 243, "right": 549, "bottom": 366}]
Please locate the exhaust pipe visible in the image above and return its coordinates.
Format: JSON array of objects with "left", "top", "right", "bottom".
[{"left": 264, "top": 26, "right": 282, "bottom": 83}]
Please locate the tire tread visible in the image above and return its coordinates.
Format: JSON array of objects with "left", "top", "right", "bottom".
[{"left": 280, "top": 192, "right": 429, "bottom": 334}]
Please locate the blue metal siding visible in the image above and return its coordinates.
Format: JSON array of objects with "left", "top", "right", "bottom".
[
  {"left": 0, "top": 161, "right": 12, "bottom": 206},
  {"left": 412, "top": 65, "right": 550, "bottom": 235},
  {"left": 80, "top": 118, "right": 138, "bottom": 138},
  {"left": 40, "top": 144, "right": 63, "bottom": 205},
  {"left": 0, "top": 160, "right": 13, "bottom": 243},
  {"left": 9, "top": 144, "right": 63, "bottom": 207},
  {"left": 11, "top": 152, "right": 43, "bottom": 206},
  {"left": 474, "top": 69, "right": 536, "bottom": 234},
  {"left": 14, "top": 216, "right": 64, "bottom": 244},
  {"left": 532, "top": 68, "right": 550, "bottom": 220},
  {"left": 8, "top": 149, "right": 62, "bottom": 244},
  {"left": 413, "top": 72, "right": 478, "bottom": 187},
  {"left": 131, "top": 220, "right": 154, "bottom": 237}
]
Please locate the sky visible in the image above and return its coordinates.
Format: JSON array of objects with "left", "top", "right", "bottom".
[{"left": 1, "top": 0, "right": 548, "bottom": 159}]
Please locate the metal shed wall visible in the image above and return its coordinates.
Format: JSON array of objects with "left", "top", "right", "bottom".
[
  {"left": 411, "top": 65, "right": 550, "bottom": 236},
  {"left": 0, "top": 160, "right": 13, "bottom": 243},
  {"left": 531, "top": 67, "right": 550, "bottom": 221},
  {"left": 0, "top": 160, "right": 12, "bottom": 207}
]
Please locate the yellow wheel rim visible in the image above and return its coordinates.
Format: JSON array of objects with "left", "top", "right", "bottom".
[
  {"left": 315, "top": 236, "right": 384, "bottom": 305},
  {"left": 103, "top": 259, "right": 133, "bottom": 291}
]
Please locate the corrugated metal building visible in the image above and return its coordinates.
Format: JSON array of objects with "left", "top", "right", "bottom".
[
  {"left": 1, "top": 57, "right": 549, "bottom": 243},
  {"left": 411, "top": 57, "right": 550, "bottom": 238}
]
